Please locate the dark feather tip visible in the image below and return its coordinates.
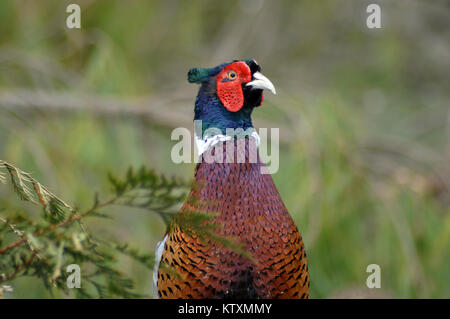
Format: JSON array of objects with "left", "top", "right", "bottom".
[{"left": 188, "top": 68, "right": 209, "bottom": 83}]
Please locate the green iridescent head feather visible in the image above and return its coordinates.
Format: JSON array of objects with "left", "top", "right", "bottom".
[{"left": 187, "top": 59, "right": 256, "bottom": 84}]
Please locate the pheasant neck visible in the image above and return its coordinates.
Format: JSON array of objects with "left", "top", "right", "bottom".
[{"left": 190, "top": 137, "right": 277, "bottom": 229}]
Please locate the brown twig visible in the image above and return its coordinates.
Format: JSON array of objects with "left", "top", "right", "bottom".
[
  {"left": 1, "top": 251, "right": 38, "bottom": 283},
  {"left": 0, "top": 196, "right": 118, "bottom": 256}
]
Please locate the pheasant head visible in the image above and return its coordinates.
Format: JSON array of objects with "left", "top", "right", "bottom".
[{"left": 188, "top": 59, "right": 276, "bottom": 136}]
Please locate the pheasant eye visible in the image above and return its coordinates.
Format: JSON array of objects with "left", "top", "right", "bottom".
[{"left": 227, "top": 71, "right": 237, "bottom": 80}]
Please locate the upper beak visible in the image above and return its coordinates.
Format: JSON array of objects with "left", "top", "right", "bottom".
[{"left": 246, "top": 72, "right": 277, "bottom": 95}]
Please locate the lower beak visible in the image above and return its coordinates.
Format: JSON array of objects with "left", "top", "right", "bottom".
[{"left": 246, "top": 72, "right": 277, "bottom": 95}]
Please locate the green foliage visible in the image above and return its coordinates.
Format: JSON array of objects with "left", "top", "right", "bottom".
[
  {"left": 107, "top": 167, "right": 187, "bottom": 224},
  {"left": 0, "top": 161, "right": 192, "bottom": 298}
]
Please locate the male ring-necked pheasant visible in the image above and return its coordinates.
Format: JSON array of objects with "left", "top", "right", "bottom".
[{"left": 153, "top": 59, "right": 309, "bottom": 299}]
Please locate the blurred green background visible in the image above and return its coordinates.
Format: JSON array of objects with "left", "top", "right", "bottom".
[{"left": 0, "top": 0, "right": 449, "bottom": 298}]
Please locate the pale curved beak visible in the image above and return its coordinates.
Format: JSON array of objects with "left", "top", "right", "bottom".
[{"left": 246, "top": 72, "right": 276, "bottom": 95}]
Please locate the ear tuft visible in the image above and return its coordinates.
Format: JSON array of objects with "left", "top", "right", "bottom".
[
  {"left": 188, "top": 68, "right": 210, "bottom": 83},
  {"left": 188, "top": 62, "right": 231, "bottom": 84},
  {"left": 244, "top": 59, "right": 261, "bottom": 73}
]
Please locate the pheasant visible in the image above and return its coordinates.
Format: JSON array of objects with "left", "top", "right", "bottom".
[{"left": 153, "top": 59, "right": 309, "bottom": 299}]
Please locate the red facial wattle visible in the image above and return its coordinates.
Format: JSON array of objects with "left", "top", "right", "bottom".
[{"left": 216, "top": 61, "right": 251, "bottom": 112}]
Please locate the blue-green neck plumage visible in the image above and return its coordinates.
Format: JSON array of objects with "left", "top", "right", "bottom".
[{"left": 194, "top": 78, "right": 255, "bottom": 136}]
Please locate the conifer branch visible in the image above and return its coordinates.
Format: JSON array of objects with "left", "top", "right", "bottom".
[
  {"left": 0, "top": 160, "right": 74, "bottom": 216},
  {"left": 0, "top": 161, "right": 191, "bottom": 297}
]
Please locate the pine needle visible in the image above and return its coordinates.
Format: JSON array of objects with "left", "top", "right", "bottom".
[{"left": 0, "top": 160, "right": 74, "bottom": 217}]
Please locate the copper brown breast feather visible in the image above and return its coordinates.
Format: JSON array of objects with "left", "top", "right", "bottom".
[{"left": 156, "top": 139, "right": 309, "bottom": 298}]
